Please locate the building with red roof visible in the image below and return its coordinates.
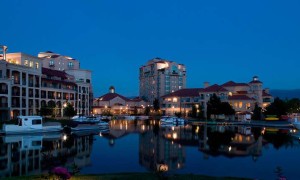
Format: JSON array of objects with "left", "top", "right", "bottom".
[
  {"left": 93, "top": 86, "right": 149, "bottom": 115},
  {"left": 160, "top": 76, "right": 273, "bottom": 119}
]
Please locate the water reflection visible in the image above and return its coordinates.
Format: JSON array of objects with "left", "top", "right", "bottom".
[
  {"left": 0, "top": 132, "right": 94, "bottom": 178},
  {"left": 0, "top": 119, "right": 299, "bottom": 178}
]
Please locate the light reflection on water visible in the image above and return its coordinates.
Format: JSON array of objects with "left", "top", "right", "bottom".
[{"left": 1, "top": 119, "right": 300, "bottom": 179}]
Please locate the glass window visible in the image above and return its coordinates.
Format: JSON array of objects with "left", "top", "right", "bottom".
[
  {"left": 49, "top": 60, "right": 54, "bottom": 66},
  {"left": 32, "top": 119, "right": 42, "bottom": 125},
  {"left": 35, "top": 62, "right": 39, "bottom": 69},
  {"left": 29, "top": 61, "right": 33, "bottom": 67},
  {"left": 68, "top": 62, "right": 73, "bottom": 68},
  {"left": 24, "top": 60, "right": 29, "bottom": 66}
]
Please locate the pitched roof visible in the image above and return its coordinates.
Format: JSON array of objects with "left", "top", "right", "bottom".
[
  {"left": 97, "top": 93, "right": 129, "bottom": 102},
  {"left": 249, "top": 80, "right": 262, "bottom": 84},
  {"left": 228, "top": 95, "right": 255, "bottom": 101},
  {"left": 222, "top": 81, "right": 249, "bottom": 87},
  {"left": 202, "top": 84, "right": 228, "bottom": 92},
  {"left": 129, "top": 97, "right": 145, "bottom": 102},
  {"left": 262, "top": 90, "right": 272, "bottom": 97},
  {"left": 42, "top": 68, "right": 67, "bottom": 79},
  {"left": 162, "top": 88, "right": 204, "bottom": 98}
]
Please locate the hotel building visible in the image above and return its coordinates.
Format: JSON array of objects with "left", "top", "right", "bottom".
[
  {"left": 139, "top": 58, "right": 186, "bottom": 104},
  {"left": 0, "top": 46, "right": 93, "bottom": 121},
  {"left": 161, "top": 76, "right": 273, "bottom": 118},
  {"left": 92, "top": 86, "right": 149, "bottom": 115}
]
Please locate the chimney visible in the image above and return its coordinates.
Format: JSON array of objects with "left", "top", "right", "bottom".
[{"left": 204, "top": 82, "right": 210, "bottom": 88}]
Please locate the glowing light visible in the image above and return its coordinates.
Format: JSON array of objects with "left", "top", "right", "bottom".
[
  {"left": 172, "top": 132, "right": 178, "bottom": 139},
  {"left": 62, "top": 134, "right": 67, "bottom": 141},
  {"left": 229, "top": 146, "right": 232, "bottom": 152}
]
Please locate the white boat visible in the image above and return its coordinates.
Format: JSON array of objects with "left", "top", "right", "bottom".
[
  {"left": 160, "top": 116, "right": 186, "bottom": 125},
  {"left": 2, "top": 116, "right": 62, "bottom": 135},
  {"left": 72, "top": 115, "right": 101, "bottom": 124}
]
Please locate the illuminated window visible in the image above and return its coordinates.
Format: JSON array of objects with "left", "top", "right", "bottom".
[
  {"left": 68, "top": 62, "right": 74, "bottom": 68},
  {"left": 173, "top": 98, "right": 178, "bottom": 102},
  {"left": 239, "top": 102, "right": 243, "bottom": 108},
  {"left": 24, "top": 60, "right": 29, "bottom": 66},
  {"left": 49, "top": 60, "right": 54, "bottom": 66},
  {"left": 35, "top": 62, "right": 39, "bottom": 69},
  {"left": 228, "top": 92, "right": 232, "bottom": 96},
  {"left": 29, "top": 61, "right": 33, "bottom": 67}
]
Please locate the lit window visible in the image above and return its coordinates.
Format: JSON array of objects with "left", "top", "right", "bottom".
[
  {"left": 173, "top": 98, "right": 178, "bottom": 102},
  {"left": 228, "top": 92, "right": 232, "bottom": 96},
  {"left": 24, "top": 60, "right": 29, "bottom": 66},
  {"left": 29, "top": 61, "right": 33, "bottom": 67},
  {"left": 68, "top": 62, "right": 73, "bottom": 68},
  {"left": 239, "top": 102, "right": 243, "bottom": 108},
  {"left": 35, "top": 62, "right": 39, "bottom": 69},
  {"left": 49, "top": 60, "right": 54, "bottom": 66}
]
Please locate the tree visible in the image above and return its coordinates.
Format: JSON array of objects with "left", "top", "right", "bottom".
[
  {"left": 153, "top": 98, "right": 160, "bottom": 112},
  {"left": 286, "top": 98, "right": 300, "bottom": 113},
  {"left": 252, "top": 103, "right": 262, "bottom": 120},
  {"left": 264, "top": 97, "right": 287, "bottom": 117},
  {"left": 40, "top": 105, "right": 52, "bottom": 116},
  {"left": 207, "top": 94, "right": 222, "bottom": 119},
  {"left": 64, "top": 103, "right": 76, "bottom": 119},
  {"left": 144, "top": 106, "right": 150, "bottom": 116},
  {"left": 189, "top": 104, "right": 202, "bottom": 118},
  {"left": 220, "top": 102, "right": 235, "bottom": 115}
]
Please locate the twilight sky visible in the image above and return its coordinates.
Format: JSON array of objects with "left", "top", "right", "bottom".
[{"left": 2, "top": 0, "right": 300, "bottom": 97}]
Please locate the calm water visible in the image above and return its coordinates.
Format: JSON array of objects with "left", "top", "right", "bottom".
[{"left": 1, "top": 120, "right": 300, "bottom": 179}]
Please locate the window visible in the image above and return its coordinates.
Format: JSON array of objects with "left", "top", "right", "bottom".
[
  {"left": 32, "top": 119, "right": 42, "bottom": 125},
  {"left": 49, "top": 60, "right": 54, "bottom": 66},
  {"left": 68, "top": 62, "right": 74, "bottom": 68},
  {"left": 24, "top": 60, "right": 29, "bottom": 66},
  {"left": 35, "top": 62, "right": 39, "bottom": 69},
  {"left": 29, "top": 61, "right": 33, "bottom": 67}
]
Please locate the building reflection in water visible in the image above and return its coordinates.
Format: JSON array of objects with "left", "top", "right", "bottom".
[{"left": 0, "top": 133, "right": 94, "bottom": 178}]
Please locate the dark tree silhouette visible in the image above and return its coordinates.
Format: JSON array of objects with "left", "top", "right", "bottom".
[{"left": 64, "top": 103, "right": 76, "bottom": 119}]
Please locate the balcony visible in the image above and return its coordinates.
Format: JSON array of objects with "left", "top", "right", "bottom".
[
  {"left": 13, "top": 80, "right": 20, "bottom": 84},
  {"left": 12, "top": 92, "right": 20, "bottom": 96},
  {"left": 12, "top": 103, "right": 20, "bottom": 108},
  {"left": 0, "top": 103, "right": 8, "bottom": 108},
  {"left": 0, "top": 89, "right": 8, "bottom": 94},
  {"left": 35, "top": 84, "right": 40, "bottom": 88},
  {"left": 29, "top": 83, "right": 34, "bottom": 87},
  {"left": 35, "top": 94, "right": 40, "bottom": 98}
]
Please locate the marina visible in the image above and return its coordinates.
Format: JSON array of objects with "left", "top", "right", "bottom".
[{"left": 0, "top": 119, "right": 299, "bottom": 179}]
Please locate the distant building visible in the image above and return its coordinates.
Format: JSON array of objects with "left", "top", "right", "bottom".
[
  {"left": 161, "top": 76, "right": 273, "bottom": 118},
  {"left": 139, "top": 58, "right": 186, "bottom": 104},
  {"left": 92, "top": 86, "right": 149, "bottom": 115}
]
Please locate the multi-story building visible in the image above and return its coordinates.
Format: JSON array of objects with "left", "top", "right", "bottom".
[
  {"left": 1, "top": 52, "right": 42, "bottom": 120},
  {"left": 161, "top": 76, "right": 273, "bottom": 119},
  {"left": 139, "top": 58, "right": 186, "bottom": 104},
  {"left": 38, "top": 51, "right": 92, "bottom": 116},
  {"left": 0, "top": 46, "right": 93, "bottom": 121}
]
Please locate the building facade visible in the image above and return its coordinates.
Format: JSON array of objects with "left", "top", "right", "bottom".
[
  {"left": 93, "top": 86, "right": 149, "bottom": 115},
  {"left": 161, "top": 76, "right": 273, "bottom": 119},
  {"left": 0, "top": 46, "right": 93, "bottom": 121},
  {"left": 139, "top": 58, "right": 186, "bottom": 104},
  {"left": 38, "top": 51, "right": 92, "bottom": 116}
]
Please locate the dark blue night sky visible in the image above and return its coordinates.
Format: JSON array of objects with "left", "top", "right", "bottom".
[{"left": 2, "top": 0, "right": 300, "bottom": 97}]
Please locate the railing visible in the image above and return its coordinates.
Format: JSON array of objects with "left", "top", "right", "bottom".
[
  {"left": 11, "top": 103, "right": 20, "bottom": 108},
  {"left": 0, "top": 89, "right": 8, "bottom": 94},
  {"left": 12, "top": 92, "right": 20, "bottom": 96},
  {"left": 0, "top": 103, "right": 8, "bottom": 108}
]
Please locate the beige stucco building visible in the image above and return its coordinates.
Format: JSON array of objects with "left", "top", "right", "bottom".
[
  {"left": 93, "top": 86, "right": 149, "bottom": 115},
  {"left": 161, "top": 76, "right": 273, "bottom": 119},
  {"left": 139, "top": 58, "right": 186, "bottom": 104},
  {"left": 0, "top": 45, "right": 93, "bottom": 121}
]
